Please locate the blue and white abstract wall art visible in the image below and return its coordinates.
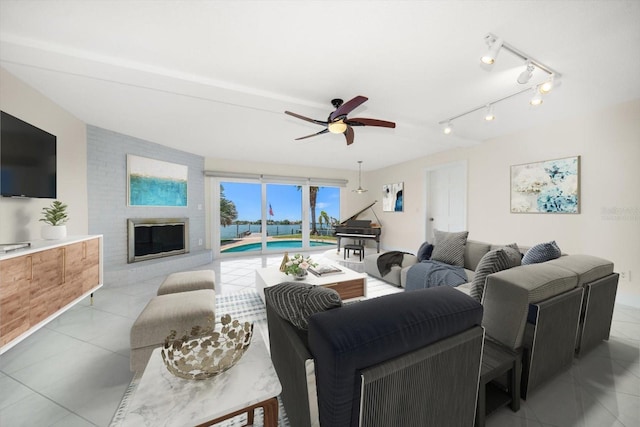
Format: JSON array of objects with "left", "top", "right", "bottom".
[
  {"left": 127, "top": 154, "right": 188, "bottom": 207},
  {"left": 510, "top": 156, "right": 580, "bottom": 214},
  {"left": 382, "top": 182, "right": 404, "bottom": 212}
]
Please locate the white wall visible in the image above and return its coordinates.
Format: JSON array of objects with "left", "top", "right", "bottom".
[
  {"left": 366, "top": 99, "right": 640, "bottom": 304},
  {"left": 0, "top": 67, "right": 88, "bottom": 242}
]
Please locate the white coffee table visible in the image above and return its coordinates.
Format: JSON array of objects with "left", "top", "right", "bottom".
[
  {"left": 256, "top": 263, "right": 367, "bottom": 302},
  {"left": 116, "top": 333, "right": 281, "bottom": 427}
]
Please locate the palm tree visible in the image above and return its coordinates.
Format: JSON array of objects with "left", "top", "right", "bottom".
[
  {"left": 318, "top": 210, "right": 330, "bottom": 234},
  {"left": 297, "top": 185, "right": 319, "bottom": 235},
  {"left": 220, "top": 185, "right": 238, "bottom": 226}
]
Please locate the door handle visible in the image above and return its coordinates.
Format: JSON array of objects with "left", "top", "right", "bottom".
[{"left": 429, "top": 218, "right": 434, "bottom": 221}]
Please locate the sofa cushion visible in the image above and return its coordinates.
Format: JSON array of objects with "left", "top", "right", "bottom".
[
  {"left": 264, "top": 282, "right": 342, "bottom": 330},
  {"left": 546, "top": 254, "right": 614, "bottom": 286},
  {"left": 431, "top": 230, "right": 469, "bottom": 267},
  {"left": 522, "top": 241, "right": 561, "bottom": 265},
  {"left": 470, "top": 249, "right": 513, "bottom": 302},
  {"left": 308, "top": 286, "right": 483, "bottom": 427},
  {"left": 464, "top": 240, "right": 492, "bottom": 271},
  {"left": 482, "top": 263, "right": 578, "bottom": 350},
  {"left": 416, "top": 241, "right": 434, "bottom": 262}
]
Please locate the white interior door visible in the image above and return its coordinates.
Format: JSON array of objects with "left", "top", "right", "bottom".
[{"left": 426, "top": 162, "right": 467, "bottom": 241}]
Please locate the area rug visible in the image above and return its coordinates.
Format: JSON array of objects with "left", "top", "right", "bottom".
[{"left": 110, "top": 289, "right": 291, "bottom": 427}]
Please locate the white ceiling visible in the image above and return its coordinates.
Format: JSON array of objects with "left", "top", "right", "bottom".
[{"left": 1, "top": 0, "right": 639, "bottom": 171}]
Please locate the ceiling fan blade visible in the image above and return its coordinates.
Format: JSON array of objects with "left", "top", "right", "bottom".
[
  {"left": 285, "top": 111, "right": 328, "bottom": 126},
  {"left": 295, "top": 128, "right": 329, "bottom": 140},
  {"left": 330, "top": 96, "right": 368, "bottom": 121},
  {"left": 344, "top": 126, "right": 355, "bottom": 145},
  {"left": 346, "top": 118, "right": 396, "bottom": 128}
]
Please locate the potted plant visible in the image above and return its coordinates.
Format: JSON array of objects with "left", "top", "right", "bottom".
[
  {"left": 40, "top": 200, "right": 69, "bottom": 239},
  {"left": 283, "top": 253, "right": 317, "bottom": 280}
]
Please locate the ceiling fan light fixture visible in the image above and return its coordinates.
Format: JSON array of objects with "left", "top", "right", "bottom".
[
  {"left": 352, "top": 160, "right": 368, "bottom": 193},
  {"left": 328, "top": 120, "right": 348, "bottom": 134},
  {"left": 517, "top": 61, "right": 535, "bottom": 84},
  {"left": 480, "top": 36, "right": 503, "bottom": 65}
]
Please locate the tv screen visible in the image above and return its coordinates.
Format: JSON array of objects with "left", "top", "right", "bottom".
[{"left": 1, "top": 111, "right": 57, "bottom": 198}]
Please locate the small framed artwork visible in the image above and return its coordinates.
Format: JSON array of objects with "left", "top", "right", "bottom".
[
  {"left": 382, "top": 182, "right": 404, "bottom": 212},
  {"left": 510, "top": 156, "right": 580, "bottom": 214},
  {"left": 127, "top": 154, "right": 188, "bottom": 207}
]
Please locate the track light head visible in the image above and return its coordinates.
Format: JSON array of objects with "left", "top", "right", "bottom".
[
  {"left": 539, "top": 75, "right": 555, "bottom": 94},
  {"left": 517, "top": 61, "right": 535, "bottom": 84},
  {"left": 484, "top": 105, "right": 495, "bottom": 121},
  {"left": 481, "top": 36, "right": 503, "bottom": 65},
  {"left": 443, "top": 122, "right": 453, "bottom": 135},
  {"left": 530, "top": 89, "right": 543, "bottom": 106}
]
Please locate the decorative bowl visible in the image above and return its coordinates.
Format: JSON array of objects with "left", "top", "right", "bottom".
[{"left": 161, "top": 314, "right": 253, "bottom": 380}]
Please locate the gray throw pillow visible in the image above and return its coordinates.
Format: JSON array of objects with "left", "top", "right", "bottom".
[
  {"left": 470, "top": 249, "right": 513, "bottom": 302},
  {"left": 264, "top": 282, "right": 342, "bottom": 330},
  {"left": 431, "top": 230, "right": 469, "bottom": 267},
  {"left": 522, "top": 241, "right": 561, "bottom": 265},
  {"left": 502, "top": 243, "right": 522, "bottom": 268}
]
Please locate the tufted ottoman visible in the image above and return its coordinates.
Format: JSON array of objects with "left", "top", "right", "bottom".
[
  {"left": 157, "top": 270, "right": 216, "bottom": 295},
  {"left": 130, "top": 289, "right": 216, "bottom": 372}
]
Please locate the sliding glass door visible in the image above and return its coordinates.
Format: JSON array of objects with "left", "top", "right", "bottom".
[{"left": 213, "top": 178, "right": 340, "bottom": 256}]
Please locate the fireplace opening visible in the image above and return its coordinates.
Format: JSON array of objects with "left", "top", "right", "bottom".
[{"left": 128, "top": 218, "right": 189, "bottom": 263}]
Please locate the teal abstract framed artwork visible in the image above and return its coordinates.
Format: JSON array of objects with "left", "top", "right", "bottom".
[
  {"left": 510, "top": 156, "right": 580, "bottom": 214},
  {"left": 127, "top": 155, "right": 188, "bottom": 207}
]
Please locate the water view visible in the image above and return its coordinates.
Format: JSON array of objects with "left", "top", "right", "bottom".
[{"left": 219, "top": 181, "right": 340, "bottom": 253}]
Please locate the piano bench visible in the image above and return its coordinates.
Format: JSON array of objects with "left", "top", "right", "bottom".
[{"left": 344, "top": 244, "right": 365, "bottom": 261}]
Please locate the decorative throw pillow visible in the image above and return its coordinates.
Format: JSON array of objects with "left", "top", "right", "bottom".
[
  {"left": 430, "top": 230, "right": 469, "bottom": 267},
  {"left": 502, "top": 243, "right": 522, "bottom": 268},
  {"left": 469, "top": 249, "right": 513, "bottom": 302},
  {"left": 264, "top": 282, "right": 342, "bottom": 330},
  {"left": 522, "top": 241, "right": 561, "bottom": 265},
  {"left": 416, "top": 241, "right": 434, "bottom": 262}
]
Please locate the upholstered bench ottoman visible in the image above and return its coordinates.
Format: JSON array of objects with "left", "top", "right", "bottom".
[
  {"left": 130, "top": 289, "right": 216, "bottom": 372},
  {"left": 157, "top": 269, "right": 216, "bottom": 295}
]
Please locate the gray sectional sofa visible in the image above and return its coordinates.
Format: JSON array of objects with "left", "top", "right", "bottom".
[{"left": 364, "top": 238, "right": 620, "bottom": 398}]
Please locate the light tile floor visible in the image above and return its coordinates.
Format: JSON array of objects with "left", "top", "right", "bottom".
[{"left": 1, "top": 251, "right": 638, "bottom": 426}]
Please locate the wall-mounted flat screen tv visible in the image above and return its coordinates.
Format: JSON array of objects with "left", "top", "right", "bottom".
[{"left": 1, "top": 111, "right": 57, "bottom": 198}]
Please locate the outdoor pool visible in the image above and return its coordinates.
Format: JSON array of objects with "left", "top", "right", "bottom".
[{"left": 221, "top": 240, "right": 335, "bottom": 253}]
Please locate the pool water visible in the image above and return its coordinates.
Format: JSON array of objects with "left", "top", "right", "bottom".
[{"left": 221, "top": 240, "right": 335, "bottom": 253}]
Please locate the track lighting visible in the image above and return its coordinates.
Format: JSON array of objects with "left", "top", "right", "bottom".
[
  {"left": 539, "top": 76, "right": 555, "bottom": 94},
  {"left": 517, "top": 61, "right": 535, "bottom": 84},
  {"left": 484, "top": 105, "right": 495, "bottom": 121},
  {"left": 530, "top": 88, "right": 543, "bottom": 106},
  {"left": 481, "top": 36, "right": 503, "bottom": 65},
  {"left": 437, "top": 33, "right": 563, "bottom": 135},
  {"left": 443, "top": 121, "right": 453, "bottom": 135}
]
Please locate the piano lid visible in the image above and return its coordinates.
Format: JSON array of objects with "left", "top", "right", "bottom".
[{"left": 340, "top": 200, "right": 381, "bottom": 226}]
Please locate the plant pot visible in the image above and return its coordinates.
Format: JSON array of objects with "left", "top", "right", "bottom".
[
  {"left": 41, "top": 225, "right": 67, "bottom": 240},
  {"left": 293, "top": 270, "right": 307, "bottom": 280}
]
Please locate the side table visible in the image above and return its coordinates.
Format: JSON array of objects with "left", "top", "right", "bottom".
[
  {"left": 116, "top": 332, "right": 281, "bottom": 427},
  {"left": 476, "top": 337, "right": 522, "bottom": 427}
]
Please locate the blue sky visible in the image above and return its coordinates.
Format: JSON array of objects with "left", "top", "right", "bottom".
[{"left": 221, "top": 182, "right": 340, "bottom": 222}]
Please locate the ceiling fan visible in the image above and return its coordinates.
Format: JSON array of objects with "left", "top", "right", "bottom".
[{"left": 285, "top": 96, "right": 395, "bottom": 145}]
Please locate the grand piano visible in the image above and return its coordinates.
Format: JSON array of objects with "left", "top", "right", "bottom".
[{"left": 334, "top": 201, "right": 382, "bottom": 253}]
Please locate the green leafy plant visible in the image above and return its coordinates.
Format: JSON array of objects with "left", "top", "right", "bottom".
[{"left": 40, "top": 200, "right": 69, "bottom": 226}]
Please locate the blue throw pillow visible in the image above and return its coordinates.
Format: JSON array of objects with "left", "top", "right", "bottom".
[
  {"left": 522, "top": 241, "right": 561, "bottom": 265},
  {"left": 417, "top": 241, "right": 434, "bottom": 262}
]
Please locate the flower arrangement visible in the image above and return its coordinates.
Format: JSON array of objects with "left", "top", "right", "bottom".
[{"left": 283, "top": 253, "right": 317, "bottom": 277}]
